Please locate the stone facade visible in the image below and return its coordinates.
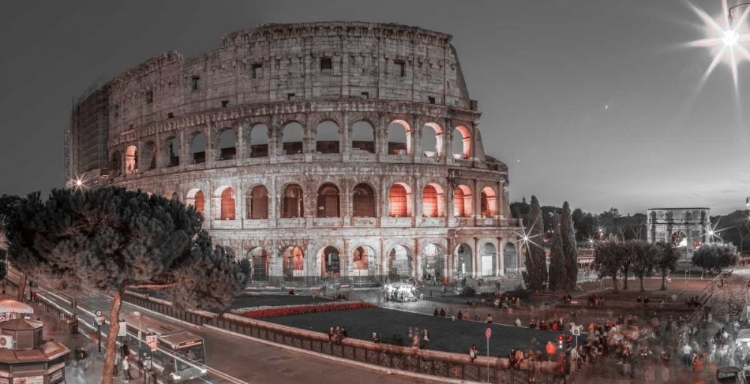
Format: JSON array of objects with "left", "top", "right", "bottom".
[
  {"left": 68, "top": 22, "right": 523, "bottom": 285},
  {"left": 647, "top": 207, "right": 710, "bottom": 257}
]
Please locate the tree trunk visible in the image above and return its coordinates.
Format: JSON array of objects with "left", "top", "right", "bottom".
[
  {"left": 17, "top": 273, "right": 26, "bottom": 302},
  {"left": 102, "top": 287, "right": 124, "bottom": 384},
  {"left": 660, "top": 271, "right": 667, "bottom": 291},
  {"left": 611, "top": 276, "right": 618, "bottom": 293},
  {"left": 640, "top": 276, "right": 645, "bottom": 292},
  {"left": 622, "top": 267, "right": 629, "bottom": 290}
]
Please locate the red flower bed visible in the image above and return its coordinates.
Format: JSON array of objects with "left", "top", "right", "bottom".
[{"left": 238, "top": 302, "right": 374, "bottom": 318}]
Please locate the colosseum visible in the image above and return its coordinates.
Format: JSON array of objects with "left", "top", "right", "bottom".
[{"left": 66, "top": 22, "right": 523, "bottom": 287}]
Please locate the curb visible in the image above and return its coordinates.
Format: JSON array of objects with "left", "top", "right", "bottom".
[{"left": 203, "top": 324, "right": 481, "bottom": 384}]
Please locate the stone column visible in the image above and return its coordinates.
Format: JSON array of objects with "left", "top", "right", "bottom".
[
  {"left": 237, "top": 121, "right": 246, "bottom": 159},
  {"left": 205, "top": 123, "right": 214, "bottom": 167}
]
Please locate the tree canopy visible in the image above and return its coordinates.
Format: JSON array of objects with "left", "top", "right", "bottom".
[
  {"left": 561, "top": 202, "right": 578, "bottom": 290},
  {"left": 524, "top": 196, "right": 547, "bottom": 291},
  {"left": 627, "top": 240, "right": 658, "bottom": 292},
  {"left": 547, "top": 214, "right": 565, "bottom": 291},
  {"left": 654, "top": 242, "right": 679, "bottom": 290},
  {"left": 594, "top": 241, "right": 629, "bottom": 293},
  {"left": 691, "top": 243, "right": 738, "bottom": 272}
]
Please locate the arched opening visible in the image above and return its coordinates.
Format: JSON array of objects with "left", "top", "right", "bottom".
[
  {"left": 321, "top": 246, "right": 341, "bottom": 278},
  {"left": 190, "top": 132, "right": 206, "bottom": 164},
  {"left": 420, "top": 123, "right": 443, "bottom": 158},
  {"left": 388, "top": 183, "right": 412, "bottom": 217},
  {"left": 186, "top": 189, "right": 205, "bottom": 215},
  {"left": 352, "top": 245, "right": 377, "bottom": 281},
  {"left": 281, "top": 122, "right": 304, "bottom": 155},
  {"left": 249, "top": 124, "right": 269, "bottom": 158},
  {"left": 125, "top": 145, "right": 138, "bottom": 174},
  {"left": 422, "top": 184, "right": 444, "bottom": 218},
  {"left": 316, "top": 121, "right": 339, "bottom": 154},
  {"left": 455, "top": 243, "right": 473, "bottom": 279},
  {"left": 246, "top": 185, "right": 269, "bottom": 219},
  {"left": 248, "top": 247, "right": 269, "bottom": 282},
  {"left": 214, "top": 186, "right": 236, "bottom": 220},
  {"left": 171, "top": 192, "right": 179, "bottom": 201},
  {"left": 453, "top": 185, "right": 473, "bottom": 218},
  {"left": 422, "top": 244, "right": 445, "bottom": 282},
  {"left": 672, "top": 231, "right": 687, "bottom": 247},
  {"left": 352, "top": 183, "right": 375, "bottom": 217},
  {"left": 282, "top": 184, "right": 304, "bottom": 218},
  {"left": 217, "top": 128, "right": 237, "bottom": 161},
  {"left": 165, "top": 136, "right": 180, "bottom": 167},
  {"left": 480, "top": 243, "right": 497, "bottom": 277},
  {"left": 143, "top": 141, "right": 156, "bottom": 170},
  {"left": 110, "top": 151, "right": 122, "bottom": 177},
  {"left": 387, "top": 120, "right": 411, "bottom": 155},
  {"left": 316, "top": 183, "right": 340, "bottom": 218},
  {"left": 452, "top": 125, "right": 471, "bottom": 159},
  {"left": 388, "top": 245, "right": 413, "bottom": 280},
  {"left": 283, "top": 246, "right": 305, "bottom": 281},
  {"left": 351, "top": 121, "right": 375, "bottom": 153},
  {"left": 504, "top": 243, "right": 517, "bottom": 274},
  {"left": 480, "top": 187, "right": 498, "bottom": 218}
]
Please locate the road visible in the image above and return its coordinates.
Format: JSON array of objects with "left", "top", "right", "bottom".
[{"left": 9, "top": 271, "right": 441, "bottom": 384}]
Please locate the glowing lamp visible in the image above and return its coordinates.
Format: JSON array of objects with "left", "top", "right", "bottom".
[
  {"left": 708, "top": 230, "right": 715, "bottom": 236},
  {"left": 723, "top": 30, "right": 739, "bottom": 46},
  {"left": 75, "top": 180, "right": 83, "bottom": 187},
  {"left": 523, "top": 236, "right": 529, "bottom": 242}
]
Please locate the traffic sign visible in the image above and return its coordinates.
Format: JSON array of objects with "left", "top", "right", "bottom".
[
  {"left": 485, "top": 327, "right": 492, "bottom": 339},
  {"left": 118, "top": 321, "right": 127, "bottom": 337},
  {"left": 95, "top": 310, "right": 102, "bottom": 317}
]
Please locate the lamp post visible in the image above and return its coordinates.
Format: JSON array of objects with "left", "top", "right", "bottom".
[{"left": 133, "top": 311, "right": 143, "bottom": 349}]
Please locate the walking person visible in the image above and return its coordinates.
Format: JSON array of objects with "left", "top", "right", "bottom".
[{"left": 122, "top": 355, "right": 132, "bottom": 382}]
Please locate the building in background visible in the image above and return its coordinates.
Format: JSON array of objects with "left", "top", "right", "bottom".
[{"left": 647, "top": 207, "right": 710, "bottom": 264}]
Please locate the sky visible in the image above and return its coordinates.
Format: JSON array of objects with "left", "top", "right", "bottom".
[{"left": 0, "top": 0, "right": 748, "bottom": 215}]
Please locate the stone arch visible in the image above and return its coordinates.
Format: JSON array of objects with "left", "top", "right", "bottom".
[
  {"left": 452, "top": 125, "right": 471, "bottom": 159},
  {"left": 455, "top": 243, "right": 473, "bottom": 279},
  {"left": 388, "top": 182, "right": 412, "bottom": 217},
  {"left": 320, "top": 245, "right": 341, "bottom": 278},
  {"left": 213, "top": 186, "right": 236, "bottom": 220},
  {"left": 125, "top": 145, "right": 138, "bottom": 174},
  {"left": 186, "top": 188, "right": 205, "bottom": 215},
  {"left": 387, "top": 120, "right": 412, "bottom": 155},
  {"left": 110, "top": 151, "right": 122, "bottom": 177},
  {"left": 189, "top": 131, "right": 207, "bottom": 164},
  {"left": 249, "top": 124, "right": 269, "bottom": 158},
  {"left": 420, "top": 122, "right": 444, "bottom": 158},
  {"left": 247, "top": 247, "right": 269, "bottom": 282},
  {"left": 672, "top": 231, "right": 687, "bottom": 247},
  {"left": 281, "top": 122, "right": 304, "bottom": 155},
  {"left": 143, "top": 141, "right": 157, "bottom": 171},
  {"left": 281, "top": 183, "right": 304, "bottom": 218},
  {"left": 282, "top": 246, "right": 305, "bottom": 281},
  {"left": 479, "top": 242, "right": 498, "bottom": 277},
  {"left": 480, "top": 187, "right": 498, "bottom": 218},
  {"left": 504, "top": 242, "right": 517, "bottom": 274},
  {"left": 315, "top": 120, "right": 340, "bottom": 154},
  {"left": 352, "top": 183, "right": 376, "bottom": 217},
  {"left": 170, "top": 192, "right": 179, "bottom": 201},
  {"left": 351, "top": 120, "right": 375, "bottom": 153},
  {"left": 316, "top": 183, "right": 340, "bottom": 217},
  {"left": 246, "top": 185, "right": 269, "bottom": 219},
  {"left": 422, "top": 183, "right": 445, "bottom": 218},
  {"left": 164, "top": 136, "right": 180, "bottom": 167},
  {"left": 217, "top": 127, "right": 237, "bottom": 161},
  {"left": 421, "top": 243, "right": 446, "bottom": 281},
  {"left": 387, "top": 244, "right": 413, "bottom": 279},
  {"left": 352, "top": 245, "right": 378, "bottom": 280},
  {"left": 453, "top": 185, "right": 473, "bottom": 218}
]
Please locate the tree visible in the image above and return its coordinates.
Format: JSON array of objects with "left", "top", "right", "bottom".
[
  {"left": 524, "top": 196, "right": 547, "bottom": 291},
  {"left": 621, "top": 243, "right": 633, "bottom": 290},
  {"left": 4, "top": 187, "right": 245, "bottom": 384},
  {"left": 547, "top": 215, "right": 565, "bottom": 291},
  {"left": 561, "top": 202, "right": 578, "bottom": 291},
  {"left": 655, "top": 242, "right": 679, "bottom": 291},
  {"left": 627, "top": 240, "right": 658, "bottom": 292},
  {"left": 594, "top": 241, "right": 626, "bottom": 293},
  {"left": 691, "top": 243, "right": 739, "bottom": 272}
]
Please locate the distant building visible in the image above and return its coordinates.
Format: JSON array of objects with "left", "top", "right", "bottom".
[{"left": 646, "top": 207, "right": 710, "bottom": 258}]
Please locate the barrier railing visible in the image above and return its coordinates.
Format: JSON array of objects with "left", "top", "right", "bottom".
[{"left": 122, "top": 292, "right": 564, "bottom": 383}]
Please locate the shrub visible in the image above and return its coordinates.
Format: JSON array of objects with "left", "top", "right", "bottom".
[{"left": 459, "top": 286, "right": 476, "bottom": 297}]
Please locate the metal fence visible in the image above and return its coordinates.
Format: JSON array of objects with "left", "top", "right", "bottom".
[{"left": 123, "top": 293, "right": 562, "bottom": 383}]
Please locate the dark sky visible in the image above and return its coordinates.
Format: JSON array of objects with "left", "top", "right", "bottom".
[{"left": 0, "top": 1, "right": 747, "bottom": 215}]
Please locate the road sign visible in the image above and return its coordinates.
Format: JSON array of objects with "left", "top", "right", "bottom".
[
  {"left": 572, "top": 327, "right": 581, "bottom": 336},
  {"left": 118, "top": 321, "right": 127, "bottom": 337},
  {"left": 146, "top": 334, "right": 157, "bottom": 352},
  {"left": 485, "top": 327, "right": 492, "bottom": 339},
  {"left": 95, "top": 310, "right": 102, "bottom": 317}
]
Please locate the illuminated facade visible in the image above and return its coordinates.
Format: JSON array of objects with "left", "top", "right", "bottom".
[
  {"left": 647, "top": 207, "right": 710, "bottom": 257},
  {"left": 67, "top": 22, "right": 523, "bottom": 285}
]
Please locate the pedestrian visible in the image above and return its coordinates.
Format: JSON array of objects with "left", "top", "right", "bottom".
[
  {"left": 328, "top": 326, "right": 334, "bottom": 343},
  {"left": 433, "top": 308, "right": 439, "bottom": 316},
  {"left": 486, "top": 314, "right": 493, "bottom": 324},
  {"left": 122, "top": 355, "right": 131, "bottom": 382},
  {"left": 469, "top": 344, "right": 478, "bottom": 362},
  {"left": 457, "top": 310, "right": 463, "bottom": 320},
  {"left": 515, "top": 318, "right": 522, "bottom": 327},
  {"left": 682, "top": 343, "right": 693, "bottom": 367},
  {"left": 113, "top": 351, "right": 121, "bottom": 376},
  {"left": 439, "top": 308, "right": 446, "bottom": 317}
]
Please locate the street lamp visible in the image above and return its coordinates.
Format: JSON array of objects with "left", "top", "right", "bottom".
[{"left": 133, "top": 311, "right": 143, "bottom": 349}]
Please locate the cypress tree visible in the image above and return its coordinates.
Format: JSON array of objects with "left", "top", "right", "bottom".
[
  {"left": 561, "top": 202, "right": 578, "bottom": 291},
  {"left": 548, "top": 214, "right": 566, "bottom": 291},
  {"left": 525, "top": 196, "right": 547, "bottom": 291}
]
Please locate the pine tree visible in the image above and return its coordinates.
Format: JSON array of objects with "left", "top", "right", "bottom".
[
  {"left": 525, "top": 196, "right": 547, "bottom": 291},
  {"left": 4, "top": 187, "right": 246, "bottom": 384},
  {"left": 561, "top": 202, "right": 578, "bottom": 291},
  {"left": 547, "top": 214, "right": 566, "bottom": 291}
]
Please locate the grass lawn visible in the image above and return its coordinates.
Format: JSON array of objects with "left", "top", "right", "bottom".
[
  {"left": 228, "top": 295, "right": 331, "bottom": 310},
  {"left": 264, "top": 307, "right": 565, "bottom": 356}
]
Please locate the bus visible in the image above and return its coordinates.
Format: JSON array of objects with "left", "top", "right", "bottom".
[{"left": 121, "top": 312, "right": 208, "bottom": 383}]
